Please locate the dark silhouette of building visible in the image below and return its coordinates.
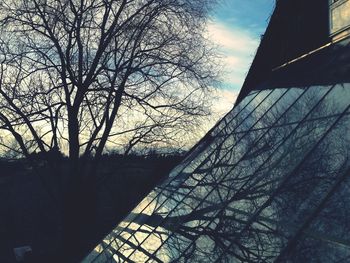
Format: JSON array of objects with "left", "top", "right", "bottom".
[{"left": 83, "top": 0, "right": 350, "bottom": 262}]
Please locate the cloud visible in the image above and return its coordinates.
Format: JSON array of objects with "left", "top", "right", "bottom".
[
  {"left": 206, "top": 21, "right": 260, "bottom": 88},
  {"left": 192, "top": 87, "right": 238, "bottom": 140},
  {"left": 212, "top": 88, "right": 239, "bottom": 115},
  {"left": 207, "top": 22, "right": 258, "bottom": 53}
]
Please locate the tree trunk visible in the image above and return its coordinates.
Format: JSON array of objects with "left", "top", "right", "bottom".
[{"left": 60, "top": 159, "right": 99, "bottom": 262}]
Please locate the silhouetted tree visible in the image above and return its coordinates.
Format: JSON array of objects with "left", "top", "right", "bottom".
[
  {"left": 0, "top": 0, "right": 218, "bottom": 162},
  {"left": 0, "top": 0, "right": 218, "bottom": 259}
]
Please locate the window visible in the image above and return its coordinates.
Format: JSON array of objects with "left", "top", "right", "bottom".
[{"left": 329, "top": 0, "right": 350, "bottom": 37}]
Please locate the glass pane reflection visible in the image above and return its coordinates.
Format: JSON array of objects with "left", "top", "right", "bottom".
[{"left": 83, "top": 84, "right": 350, "bottom": 263}]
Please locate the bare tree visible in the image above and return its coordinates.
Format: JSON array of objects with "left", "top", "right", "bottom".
[
  {"left": 0, "top": 0, "right": 218, "bottom": 162},
  {"left": 0, "top": 0, "right": 218, "bottom": 259}
]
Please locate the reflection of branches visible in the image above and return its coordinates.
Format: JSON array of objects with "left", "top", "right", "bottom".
[{"left": 93, "top": 85, "right": 350, "bottom": 263}]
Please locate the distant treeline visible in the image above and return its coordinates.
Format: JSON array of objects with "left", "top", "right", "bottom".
[{"left": 0, "top": 151, "right": 186, "bottom": 177}]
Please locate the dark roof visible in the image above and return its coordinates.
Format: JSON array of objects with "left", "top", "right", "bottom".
[{"left": 257, "top": 37, "right": 350, "bottom": 90}]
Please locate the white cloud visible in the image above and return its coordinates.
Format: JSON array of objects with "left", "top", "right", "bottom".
[
  {"left": 206, "top": 21, "right": 259, "bottom": 88},
  {"left": 212, "top": 88, "right": 238, "bottom": 115},
  {"left": 192, "top": 87, "right": 238, "bottom": 141},
  {"left": 207, "top": 22, "right": 258, "bottom": 53}
]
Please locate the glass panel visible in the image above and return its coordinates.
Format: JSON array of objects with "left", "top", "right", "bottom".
[
  {"left": 84, "top": 84, "right": 350, "bottom": 263},
  {"left": 125, "top": 86, "right": 333, "bottom": 262},
  {"left": 214, "top": 85, "right": 350, "bottom": 262},
  {"left": 168, "top": 90, "right": 263, "bottom": 178},
  {"left": 211, "top": 90, "right": 261, "bottom": 136}
]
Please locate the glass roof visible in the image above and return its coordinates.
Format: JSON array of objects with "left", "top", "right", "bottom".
[{"left": 83, "top": 81, "right": 350, "bottom": 262}]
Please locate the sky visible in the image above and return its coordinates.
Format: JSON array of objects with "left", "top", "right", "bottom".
[{"left": 208, "top": 0, "right": 275, "bottom": 114}]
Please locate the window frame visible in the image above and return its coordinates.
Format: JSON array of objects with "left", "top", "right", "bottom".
[{"left": 329, "top": 0, "right": 350, "bottom": 37}]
